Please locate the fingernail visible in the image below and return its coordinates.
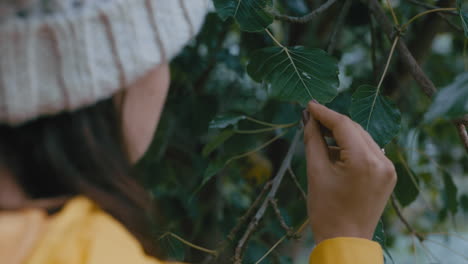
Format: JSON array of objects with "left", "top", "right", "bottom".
[
  {"left": 302, "top": 109, "right": 310, "bottom": 126},
  {"left": 310, "top": 99, "right": 318, "bottom": 104}
]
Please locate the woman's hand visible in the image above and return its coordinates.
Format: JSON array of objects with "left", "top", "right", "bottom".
[{"left": 303, "top": 101, "right": 397, "bottom": 244}]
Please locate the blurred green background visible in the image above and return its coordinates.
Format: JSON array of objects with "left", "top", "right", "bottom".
[{"left": 136, "top": 1, "right": 468, "bottom": 263}]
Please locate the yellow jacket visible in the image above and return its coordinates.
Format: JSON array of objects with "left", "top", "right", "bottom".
[{"left": 0, "top": 197, "right": 383, "bottom": 264}]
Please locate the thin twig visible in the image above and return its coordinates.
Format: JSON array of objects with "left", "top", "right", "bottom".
[
  {"left": 233, "top": 129, "right": 302, "bottom": 264},
  {"left": 245, "top": 116, "right": 298, "bottom": 128},
  {"left": 271, "top": 0, "right": 339, "bottom": 23},
  {"left": 288, "top": 167, "right": 307, "bottom": 201},
  {"left": 455, "top": 115, "right": 468, "bottom": 127},
  {"left": 254, "top": 219, "right": 309, "bottom": 264},
  {"left": 367, "top": 0, "right": 468, "bottom": 153},
  {"left": 404, "top": 0, "right": 462, "bottom": 32},
  {"left": 390, "top": 195, "right": 425, "bottom": 242},
  {"left": 386, "top": 0, "right": 400, "bottom": 25},
  {"left": 455, "top": 122, "right": 468, "bottom": 152},
  {"left": 270, "top": 198, "right": 292, "bottom": 234},
  {"left": 327, "top": 0, "right": 352, "bottom": 54},
  {"left": 228, "top": 182, "right": 273, "bottom": 242},
  {"left": 401, "top": 8, "right": 457, "bottom": 31},
  {"left": 225, "top": 130, "right": 288, "bottom": 165},
  {"left": 234, "top": 122, "right": 297, "bottom": 134},
  {"left": 159, "top": 232, "right": 218, "bottom": 256},
  {"left": 203, "top": 181, "right": 273, "bottom": 263},
  {"left": 405, "top": 0, "right": 458, "bottom": 15},
  {"left": 368, "top": 0, "right": 436, "bottom": 96}
]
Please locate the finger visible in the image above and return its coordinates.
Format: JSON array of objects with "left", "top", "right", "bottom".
[
  {"left": 304, "top": 112, "right": 330, "bottom": 170},
  {"left": 302, "top": 109, "right": 310, "bottom": 127},
  {"left": 308, "top": 102, "right": 366, "bottom": 153}
]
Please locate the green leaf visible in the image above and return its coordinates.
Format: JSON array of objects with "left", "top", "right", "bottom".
[
  {"left": 202, "top": 160, "right": 225, "bottom": 185},
  {"left": 372, "top": 220, "right": 386, "bottom": 247},
  {"left": 192, "top": 159, "right": 226, "bottom": 197},
  {"left": 372, "top": 221, "right": 395, "bottom": 264},
  {"left": 209, "top": 115, "right": 246, "bottom": 129},
  {"left": 325, "top": 91, "right": 352, "bottom": 116},
  {"left": 424, "top": 73, "right": 468, "bottom": 122},
  {"left": 247, "top": 46, "right": 339, "bottom": 104},
  {"left": 442, "top": 171, "right": 458, "bottom": 215},
  {"left": 394, "top": 162, "right": 419, "bottom": 207},
  {"left": 202, "top": 130, "right": 235, "bottom": 157},
  {"left": 457, "top": 0, "right": 468, "bottom": 38},
  {"left": 213, "top": 0, "right": 273, "bottom": 32},
  {"left": 461, "top": 194, "right": 468, "bottom": 213},
  {"left": 350, "top": 85, "right": 401, "bottom": 147}
]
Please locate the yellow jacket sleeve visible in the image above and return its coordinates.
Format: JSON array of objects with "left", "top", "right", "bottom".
[
  {"left": 24, "top": 197, "right": 181, "bottom": 264},
  {"left": 309, "top": 238, "right": 383, "bottom": 264}
]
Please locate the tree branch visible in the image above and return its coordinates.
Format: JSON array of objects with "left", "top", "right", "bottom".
[
  {"left": 228, "top": 181, "right": 273, "bottom": 242},
  {"left": 288, "top": 167, "right": 307, "bottom": 201},
  {"left": 270, "top": 198, "right": 293, "bottom": 235},
  {"left": 327, "top": 0, "right": 352, "bottom": 54},
  {"left": 271, "top": 0, "right": 339, "bottom": 24},
  {"left": 233, "top": 129, "right": 302, "bottom": 264},
  {"left": 203, "top": 181, "right": 273, "bottom": 263},
  {"left": 391, "top": 195, "right": 425, "bottom": 242},
  {"left": 367, "top": 0, "right": 468, "bottom": 152}
]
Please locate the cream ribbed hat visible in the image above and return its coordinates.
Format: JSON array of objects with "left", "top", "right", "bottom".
[{"left": 0, "top": 0, "right": 210, "bottom": 125}]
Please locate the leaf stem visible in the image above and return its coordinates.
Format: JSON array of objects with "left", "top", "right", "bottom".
[
  {"left": 265, "top": 29, "right": 315, "bottom": 100},
  {"left": 401, "top": 8, "right": 457, "bottom": 31},
  {"left": 225, "top": 130, "right": 288, "bottom": 165},
  {"left": 364, "top": 35, "right": 399, "bottom": 131},
  {"left": 386, "top": 0, "right": 399, "bottom": 25},
  {"left": 160, "top": 232, "right": 218, "bottom": 256},
  {"left": 234, "top": 123, "right": 298, "bottom": 134},
  {"left": 265, "top": 29, "right": 284, "bottom": 48},
  {"left": 245, "top": 116, "right": 298, "bottom": 128},
  {"left": 377, "top": 36, "right": 400, "bottom": 92}
]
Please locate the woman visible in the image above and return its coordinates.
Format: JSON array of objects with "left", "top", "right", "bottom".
[{"left": 0, "top": 0, "right": 396, "bottom": 263}]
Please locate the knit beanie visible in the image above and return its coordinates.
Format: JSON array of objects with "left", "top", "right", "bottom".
[{"left": 0, "top": 0, "right": 211, "bottom": 125}]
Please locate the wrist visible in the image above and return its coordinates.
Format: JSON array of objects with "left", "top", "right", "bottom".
[{"left": 313, "top": 230, "right": 373, "bottom": 245}]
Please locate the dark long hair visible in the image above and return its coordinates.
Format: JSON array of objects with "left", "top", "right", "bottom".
[{"left": 0, "top": 98, "right": 158, "bottom": 256}]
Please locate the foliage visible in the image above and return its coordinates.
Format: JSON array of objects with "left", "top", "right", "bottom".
[
  {"left": 350, "top": 85, "right": 401, "bottom": 147},
  {"left": 247, "top": 46, "right": 339, "bottom": 104},
  {"left": 137, "top": 0, "right": 468, "bottom": 263}
]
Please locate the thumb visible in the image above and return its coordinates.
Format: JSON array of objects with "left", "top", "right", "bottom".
[{"left": 304, "top": 109, "right": 329, "bottom": 171}]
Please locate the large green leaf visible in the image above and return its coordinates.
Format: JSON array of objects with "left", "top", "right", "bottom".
[
  {"left": 213, "top": 0, "right": 273, "bottom": 32},
  {"left": 325, "top": 91, "right": 352, "bottom": 116},
  {"left": 424, "top": 73, "right": 468, "bottom": 122},
  {"left": 350, "top": 85, "right": 401, "bottom": 147},
  {"left": 247, "top": 46, "right": 339, "bottom": 104},
  {"left": 394, "top": 163, "right": 419, "bottom": 207},
  {"left": 442, "top": 171, "right": 458, "bottom": 215},
  {"left": 457, "top": 0, "right": 468, "bottom": 37},
  {"left": 202, "top": 130, "right": 235, "bottom": 157}
]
